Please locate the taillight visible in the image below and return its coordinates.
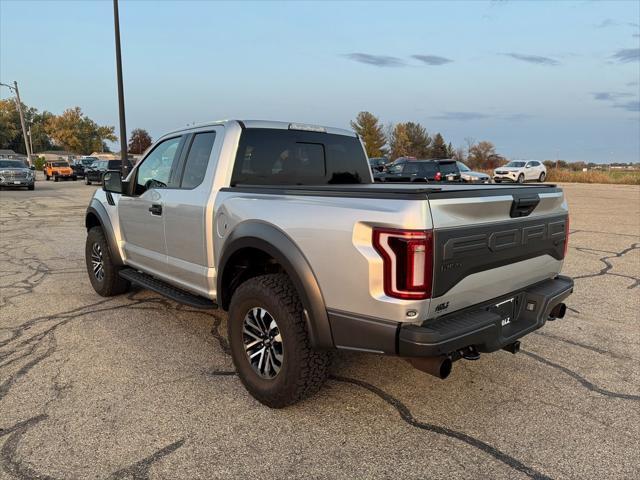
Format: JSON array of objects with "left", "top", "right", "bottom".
[
  {"left": 372, "top": 228, "right": 433, "bottom": 300},
  {"left": 435, "top": 172, "right": 442, "bottom": 181},
  {"left": 563, "top": 215, "right": 570, "bottom": 258}
]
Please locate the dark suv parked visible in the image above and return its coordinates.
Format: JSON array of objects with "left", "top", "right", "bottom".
[
  {"left": 375, "top": 158, "right": 461, "bottom": 182},
  {"left": 71, "top": 157, "right": 98, "bottom": 179},
  {"left": 84, "top": 160, "right": 123, "bottom": 185}
]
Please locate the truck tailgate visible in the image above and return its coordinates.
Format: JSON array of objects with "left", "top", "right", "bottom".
[{"left": 426, "top": 185, "right": 568, "bottom": 318}]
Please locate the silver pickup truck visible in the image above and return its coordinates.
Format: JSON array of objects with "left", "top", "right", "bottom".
[{"left": 84, "top": 120, "right": 573, "bottom": 408}]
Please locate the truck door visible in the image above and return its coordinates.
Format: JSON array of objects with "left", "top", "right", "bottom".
[
  {"left": 161, "top": 128, "right": 222, "bottom": 297},
  {"left": 117, "top": 135, "right": 185, "bottom": 279}
]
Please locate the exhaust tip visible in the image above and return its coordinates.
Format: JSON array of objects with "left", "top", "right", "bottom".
[
  {"left": 549, "top": 302, "right": 567, "bottom": 320},
  {"left": 439, "top": 357, "right": 453, "bottom": 379},
  {"left": 408, "top": 356, "right": 453, "bottom": 380}
]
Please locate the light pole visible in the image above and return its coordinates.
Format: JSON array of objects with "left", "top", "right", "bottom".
[
  {"left": 0, "top": 81, "right": 33, "bottom": 165},
  {"left": 113, "top": 0, "right": 130, "bottom": 177}
]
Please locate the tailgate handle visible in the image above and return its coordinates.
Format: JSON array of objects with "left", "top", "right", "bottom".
[{"left": 510, "top": 195, "right": 540, "bottom": 218}]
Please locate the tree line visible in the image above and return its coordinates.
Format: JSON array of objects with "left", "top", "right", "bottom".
[
  {"left": 0, "top": 99, "right": 152, "bottom": 156},
  {"left": 351, "top": 111, "right": 507, "bottom": 170}
]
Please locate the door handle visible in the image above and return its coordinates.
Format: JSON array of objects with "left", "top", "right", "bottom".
[{"left": 149, "top": 204, "right": 163, "bottom": 216}]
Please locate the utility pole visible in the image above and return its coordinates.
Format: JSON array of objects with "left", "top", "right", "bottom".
[
  {"left": 0, "top": 81, "right": 32, "bottom": 165},
  {"left": 113, "top": 0, "right": 130, "bottom": 177},
  {"left": 28, "top": 126, "right": 34, "bottom": 156}
]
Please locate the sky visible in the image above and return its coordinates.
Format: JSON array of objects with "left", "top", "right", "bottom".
[{"left": 1, "top": 0, "right": 639, "bottom": 163}]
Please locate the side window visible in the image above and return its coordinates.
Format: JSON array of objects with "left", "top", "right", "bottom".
[
  {"left": 181, "top": 132, "right": 216, "bottom": 189},
  {"left": 135, "top": 137, "right": 182, "bottom": 194},
  {"left": 526, "top": 161, "right": 534, "bottom": 167}
]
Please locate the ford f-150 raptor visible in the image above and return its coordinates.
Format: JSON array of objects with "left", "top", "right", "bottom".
[{"left": 84, "top": 120, "right": 573, "bottom": 408}]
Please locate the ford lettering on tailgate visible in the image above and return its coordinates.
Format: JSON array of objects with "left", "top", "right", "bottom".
[{"left": 433, "top": 215, "right": 568, "bottom": 297}]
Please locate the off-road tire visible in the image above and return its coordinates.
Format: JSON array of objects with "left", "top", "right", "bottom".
[
  {"left": 85, "top": 226, "right": 130, "bottom": 297},
  {"left": 517, "top": 173, "right": 525, "bottom": 184},
  {"left": 45, "top": 175, "right": 50, "bottom": 181},
  {"left": 538, "top": 172, "right": 546, "bottom": 182},
  {"left": 228, "top": 273, "right": 331, "bottom": 408}
]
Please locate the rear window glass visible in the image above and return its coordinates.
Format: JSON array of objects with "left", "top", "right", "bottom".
[
  {"left": 231, "top": 129, "right": 370, "bottom": 185},
  {"left": 181, "top": 132, "right": 216, "bottom": 189},
  {"left": 405, "top": 162, "right": 438, "bottom": 175},
  {"left": 439, "top": 162, "right": 458, "bottom": 175}
]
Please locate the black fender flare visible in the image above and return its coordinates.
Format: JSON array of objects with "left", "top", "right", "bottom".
[
  {"left": 85, "top": 200, "right": 124, "bottom": 266},
  {"left": 217, "top": 222, "right": 333, "bottom": 349}
]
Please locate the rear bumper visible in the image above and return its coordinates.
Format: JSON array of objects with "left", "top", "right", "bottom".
[
  {"left": 399, "top": 275, "right": 573, "bottom": 356},
  {"left": 328, "top": 275, "right": 573, "bottom": 357}
]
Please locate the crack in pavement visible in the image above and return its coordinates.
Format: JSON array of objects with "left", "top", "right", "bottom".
[
  {"left": 204, "top": 327, "right": 555, "bottom": 479},
  {"left": 522, "top": 350, "right": 640, "bottom": 401},
  {"left": 0, "top": 414, "right": 185, "bottom": 480},
  {"left": 571, "top": 243, "right": 640, "bottom": 288}
]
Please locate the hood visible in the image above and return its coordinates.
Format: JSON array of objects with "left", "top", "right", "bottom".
[
  {"left": 0, "top": 167, "right": 30, "bottom": 173},
  {"left": 495, "top": 166, "right": 521, "bottom": 172}
]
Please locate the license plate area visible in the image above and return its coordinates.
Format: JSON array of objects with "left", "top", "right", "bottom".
[{"left": 487, "top": 295, "right": 522, "bottom": 338}]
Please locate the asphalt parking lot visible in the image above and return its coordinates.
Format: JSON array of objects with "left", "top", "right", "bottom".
[{"left": 1, "top": 176, "right": 638, "bottom": 479}]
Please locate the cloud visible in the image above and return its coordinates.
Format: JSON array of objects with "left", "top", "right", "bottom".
[
  {"left": 592, "top": 92, "right": 633, "bottom": 101},
  {"left": 504, "top": 113, "right": 534, "bottom": 121},
  {"left": 611, "top": 48, "right": 640, "bottom": 63},
  {"left": 411, "top": 54, "right": 453, "bottom": 66},
  {"left": 596, "top": 19, "right": 640, "bottom": 28},
  {"left": 612, "top": 100, "right": 640, "bottom": 112},
  {"left": 432, "top": 111, "right": 491, "bottom": 121},
  {"left": 504, "top": 53, "right": 560, "bottom": 66},
  {"left": 634, "top": 33, "right": 640, "bottom": 38},
  {"left": 343, "top": 53, "right": 405, "bottom": 67}
]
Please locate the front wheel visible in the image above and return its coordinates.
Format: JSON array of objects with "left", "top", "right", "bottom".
[
  {"left": 85, "top": 227, "right": 130, "bottom": 296},
  {"left": 85, "top": 177, "right": 91, "bottom": 185},
  {"left": 45, "top": 175, "right": 50, "bottom": 181},
  {"left": 517, "top": 173, "right": 525, "bottom": 184},
  {"left": 538, "top": 172, "right": 546, "bottom": 182},
  {"left": 228, "top": 273, "right": 331, "bottom": 408},
  {"left": 28, "top": 184, "right": 34, "bottom": 191}
]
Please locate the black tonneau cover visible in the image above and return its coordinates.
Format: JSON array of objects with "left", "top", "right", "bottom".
[{"left": 222, "top": 183, "right": 560, "bottom": 200}]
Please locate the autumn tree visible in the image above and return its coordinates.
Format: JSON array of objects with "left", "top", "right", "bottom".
[
  {"left": 404, "top": 122, "right": 431, "bottom": 158},
  {"left": 430, "top": 133, "right": 448, "bottom": 158},
  {"left": 467, "top": 141, "right": 497, "bottom": 169},
  {"left": 128, "top": 128, "right": 153, "bottom": 154},
  {"left": 350, "top": 111, "right": 387, "bottom": 157},
  {"left": 0, "top": 99, "right": 54, "bottom": 154},
  {"left": 45, "top": 107, "right": 117, "bottom": 154},
  {"left": 388, "top": 123, "right": 411, "bottom": 159}
]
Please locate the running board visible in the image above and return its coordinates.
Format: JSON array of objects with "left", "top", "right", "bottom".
[{"left": 119, "top": 268, "right": 217, "bottom": 310}]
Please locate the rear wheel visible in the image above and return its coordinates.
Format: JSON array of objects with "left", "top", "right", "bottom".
[
  {"left": 517, "top": 173, "right": 525, "bottom": 184},
  {"left": 72, "top": 176, "right": 77, "bottom": 181},
  {"left": 85, "top": 177, "right": 91, "bottom": 185},
  {"left": 54, "top": 176, "right": 59, "bottom": 182},
  {"left": 538, "top": 172, "right": 546, "bottom": 182},
  {"left": 28, "top": 184, "right": 34, "bottom": 191},
  {"left": 85, "top": 226, "right": 130, "bottom": 296},
  {"left": 228, "top": 273, "right": 331, "bottom": 408}
]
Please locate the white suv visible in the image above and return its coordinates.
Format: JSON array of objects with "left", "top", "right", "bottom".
[{"left": 494, "top": 160, "right": 546, "bottom": 183}]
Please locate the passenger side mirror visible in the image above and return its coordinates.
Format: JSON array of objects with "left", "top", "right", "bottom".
[
  {"left": 103, "top": 170, "right": 123, "bottom": 194},
  {"left": 526, "top": 164, "right": 531, "bottom": 168}
]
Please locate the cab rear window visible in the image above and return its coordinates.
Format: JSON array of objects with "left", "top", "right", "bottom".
[{"left": 231, "top": 129, "right": 370, "bottom": 185}]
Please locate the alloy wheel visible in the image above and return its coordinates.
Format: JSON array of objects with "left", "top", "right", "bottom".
[
  {"left": 242, "top": 307, "right": 283, "bottom": 379},
  {"left": 91, "top": 242, "right": 105, "bottom": 281}
]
